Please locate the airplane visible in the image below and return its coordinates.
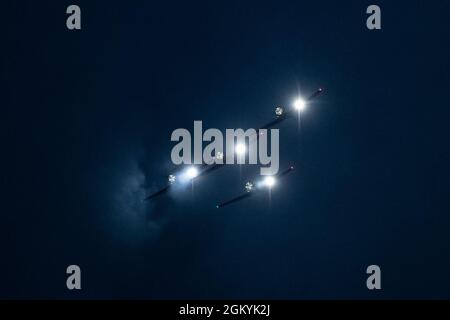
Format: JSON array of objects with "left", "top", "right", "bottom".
[{"left": 216, "top": 165, "right": 295, "bottom": 208}]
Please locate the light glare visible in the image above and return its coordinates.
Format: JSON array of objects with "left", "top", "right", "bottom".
[
  {"left": 263, "top": 176, "right": 276, "bottom": 188},
  {"left": 186, "top": 167, "right": 199, "bottom": 179},
  {"left": 293, "top": 98, "right": 306, "bottom": 111},
  {"left": 235, "top": 143, "right": 246, "bottom": 155}
]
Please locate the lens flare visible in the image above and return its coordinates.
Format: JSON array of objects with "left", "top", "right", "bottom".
[
  {"left": 293, "top": 98, "right": 306, "bottom": 111},
  {"left": 186, "top": 167, "right": 199, "bottom": 179},
  {"left": 263, "top": 176, "right": 276, "bottom": 188},
  {"left": 235, "top": 143, "right": 246, "bottom": 155}
]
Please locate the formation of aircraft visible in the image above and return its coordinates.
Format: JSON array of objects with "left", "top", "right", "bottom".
[{"left": 144, "top": 88, "right": 324, "bottom": 208}]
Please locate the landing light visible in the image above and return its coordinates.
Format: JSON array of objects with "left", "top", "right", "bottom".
[
  {"left": 263, "top": 176, "right": 276, "bottom": 188},
  {"left": 186, "top": 167, "right": 199, "bottom": 179},
  {"left": 293, "top": 98, "right": 306, "bottom": 111},
  {"left": 235, "top": 143, "right": 246, "bottom": 155}
]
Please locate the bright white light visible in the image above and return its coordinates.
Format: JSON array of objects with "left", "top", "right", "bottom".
[
  {"left": 216, "top": 151, "right": 224, "bottom": 160},
  {"left": 263, "top": 176, "right": 276, "bottom": 188},
  {"left": 293, "top": 98, "right": 306, "bottom": 111},
  {"left": 245, "top": 182, "right": 254, "bottom": 192},
  {"left": 186, "top": 167, "right": 199, "bottom": 179},
  {"left": 235, "top": 143, "right": 246, "bottom": 155}
]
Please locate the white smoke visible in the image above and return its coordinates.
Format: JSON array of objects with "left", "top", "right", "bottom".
[{"left": 108, "top": 155, "right": 163, "bottom": 243}]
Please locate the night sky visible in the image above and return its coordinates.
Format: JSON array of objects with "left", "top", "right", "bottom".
[{"left": 2, "top": 1, "right": 449, "bottom": 299}]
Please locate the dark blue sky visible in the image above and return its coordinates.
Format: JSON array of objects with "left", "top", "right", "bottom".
[{"left": 2, "top": 1, "right": 449, "bottom": 298}]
